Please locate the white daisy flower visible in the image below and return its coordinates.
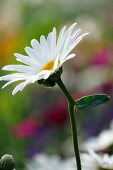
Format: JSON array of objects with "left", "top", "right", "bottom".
[
  {"left": 83, "top": 120, "right": 113, "bottom": 151},
  {"left": 26, "top": 153, "right": 76, "bottom": 170},
  {"left": 0, "top": 23, "right": 88, "bottom": 95},
  {"left": 81, "top": 150, "right": 113, "bottom": 170}
]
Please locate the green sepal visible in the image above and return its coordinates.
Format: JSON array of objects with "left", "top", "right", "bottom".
[
  {"left": 38, "top": 79, "right": 55, "bottom": 87},
  {"left": 75, "top": 94, "right": 110, "bottom": 110}
]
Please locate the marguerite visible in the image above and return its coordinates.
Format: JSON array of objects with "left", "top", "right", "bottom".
[{"left": 0, "top": 23, "right": 88, "bottom": 95}]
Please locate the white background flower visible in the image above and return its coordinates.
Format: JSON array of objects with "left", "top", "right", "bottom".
[
  {"left": 81, "top": 150, "right": 113, "bottom": 170},
  {"left": 83, "top": 120, "right": 113, "bottom": 151},
  {"left": 26, "top": 153, "right": 75, "bottom": 170},
  {"left": 27, "top": 151, "right": 113, "bottom": 170},
  {"left": 0, "top": 23, "right": 88, "bottom": 95}
]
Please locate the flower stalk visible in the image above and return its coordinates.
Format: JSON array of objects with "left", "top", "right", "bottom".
[{"left": 56, "top": 77, "right": 81, "bottom": 170}]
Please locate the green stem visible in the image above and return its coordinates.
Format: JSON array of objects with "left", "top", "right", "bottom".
[
  {"left": 68, "top": 104, "right": 81, "bottom": 170},
  {"left": 56, "top": 77, "right": 75, "bottom": 105},
  {"left": 56, "top": 77, "right": 81, "bottom": 170}
]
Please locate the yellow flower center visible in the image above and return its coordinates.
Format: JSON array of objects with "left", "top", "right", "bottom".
[
  {"left": 40, "top": 61, "right": 54, "bottom": 71},
  {"left": 40, "top": 60, "right": 60, "bottom": 71}
]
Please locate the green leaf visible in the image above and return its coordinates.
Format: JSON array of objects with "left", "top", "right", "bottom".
[{"left": 75, "top": 94, "right": 110, "bottom": 110}]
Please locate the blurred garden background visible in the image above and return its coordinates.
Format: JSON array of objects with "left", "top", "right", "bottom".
[{"left": 0, "top": 0, "right": 113, "bottom": 169}]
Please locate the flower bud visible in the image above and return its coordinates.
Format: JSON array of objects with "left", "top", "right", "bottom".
[{"left": 0, "top": 154, "right": 15, "bottom": 170}]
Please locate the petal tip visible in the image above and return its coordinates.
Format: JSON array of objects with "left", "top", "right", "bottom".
[
  {"left": 31, "top": 38, "right": 37, "bottom": 43},
  {"left": 84, "top": 32, "right": 89, "bottom": 36},
  {"left": 2, "top": 66, "right": 6, "bottom": 71},
  {"left": 14, "top": 53, "right": 18, "bottom": 58},
  {"left": 73, "top": 22, "right": 77, "bottom": 26},
  {"left": 12, "top": 92, "right": 15, "bottom": 95},
  {"left": 24, "top": 46, "right": 29, "bottom": 51},
  {"left": 12, "top": 90, "right": 17, "bottom": 95},
  {"left": 0, "top": 77, "right": 3, "bottom": 81},
  {"left": 2, "top": 85, "right": 5, "bottom": 89}
]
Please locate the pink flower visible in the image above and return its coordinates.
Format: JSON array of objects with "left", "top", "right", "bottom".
[
  {"left": 12, "top": 118, "right": 39, "bottom": 139},
  {"left": 91, "top": 48, "right": 112, "bottom": 66},
  {"left": 45, "top": 102, "right": 68, "bottom": 125}
]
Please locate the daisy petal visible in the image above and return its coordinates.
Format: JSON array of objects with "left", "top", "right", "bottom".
[
  {"left": 14, "top": 53, "right": 40, "bottom": 69},
  {"left": 38, "top": 70, "right": 51, "bottom": 80},
  {"left": 53, "top": 55, "right": 60, "bottom": 70},
  {"left": 12, "top": 83, "right": 25, "bottom": 95},
  {"left": 2, "top": 65, "right": 33, "bottom": 73},
  {"left": 43, "top": 72, "right": 51, "bottom": 79},
  {"left": 0, "top": 73, "right": 30, "bottom": 81},
  {"left": 60, "top": 54, "right": 76, "bottom": 65},
  {"left": 12, "top": 80, "right": 31, "bottom": 95},
  {"left": 56, "top": 25, "right": 66, "bottom": 53},
  {"left": 25, "top": 47, "right": 39, "bottom": 60},
  {"left": 48, "top": 27, "right": 57, "bottom": 60},
  {"left": 31, "top": 39, "right": 40, "bottom": 51},
  {"left": 31, "top": 39, "right": 46, "bottom": 63},
  {"left": 47, "top": 32, "right": 52, "bottom": 47},
  {"left": 71, "top": 28, "right": 82, "bottom": 41},
  {"left": 63, "top": 32, "right": 89, "bottom": 58},
  {"left": 2, "top": 78, "right": 27, "bottom": 89},
  {"left": 29, "top": 70, "right": 51, "bottom": 83},
  {"left": 40, "top": 35, "right": 50, "bottom": 59},
  {"left": 51, "top": 27, "right": 57, "bottom": 58},
  {"left": 61, "top": 23, "right": 77, "bottom": 54}
]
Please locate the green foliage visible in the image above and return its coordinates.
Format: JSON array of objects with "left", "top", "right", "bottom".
[
  {"left": 0, "top": 88, "right": 29, "bottom": 170},
  {"left": 75, "top": 94, "right": 110, "bottom": 110}
]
